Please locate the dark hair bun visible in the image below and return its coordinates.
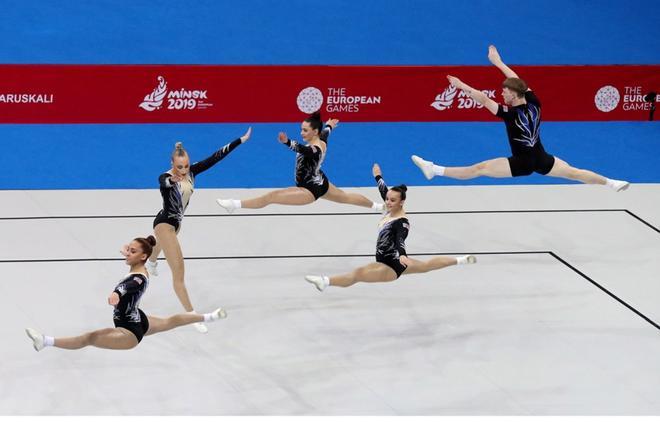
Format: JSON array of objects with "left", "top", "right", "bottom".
[
  {"left": 146, "top": 235, "right": 157, "bottom": 246},
  {"left": 304, "top": 112, "right": 324, "bottom": 133},
  {"left": 390, "top": 184, "right": 408, "bottom": 201}
]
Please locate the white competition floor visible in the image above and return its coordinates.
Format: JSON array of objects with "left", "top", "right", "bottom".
[{"left": 1, "top": 184, "right": 659, "bottom": 415}]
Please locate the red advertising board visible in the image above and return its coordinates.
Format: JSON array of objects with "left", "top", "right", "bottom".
[{"left": 0, "top": 65, "right": 657, "bottom": 123}]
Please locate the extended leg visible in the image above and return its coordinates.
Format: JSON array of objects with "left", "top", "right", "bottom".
[{"left": 322, "top": 183, "right": 380, "bottom": 209}]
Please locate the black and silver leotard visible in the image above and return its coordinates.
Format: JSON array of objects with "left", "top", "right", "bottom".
[
  {"left": 154, "top": 138, "right": 242, "bottom": 231},
  {"left": 283, "top": 126, "right": 332, "bottom": 200},
  {"left": 374, "top": 175, "right": 410, "bottom": 278},
  {"left": 112, "top": 272, "right": 149, "bottom": 343}
]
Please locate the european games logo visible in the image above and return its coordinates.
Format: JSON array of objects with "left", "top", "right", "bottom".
[
  {"left": 594, "top": 85, "right": 620, "bottom": 113},
  {"left": 296, "top": 87, "right": 324, "bottom": 113}
]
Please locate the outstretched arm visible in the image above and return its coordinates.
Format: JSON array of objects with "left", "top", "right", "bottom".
[
  {"left": 190, "top": 127, "right": 252, "bottom": 176},
  {"left": 372, "top": 163, "right": 388, "bottom": 201},
  {"left": 320, "top": 118, "right": 339, "bottom": 143},
  {"left": 488, "top": 45, "right": 520, "bottom": 79},
  {"left": 447, "top": 75, "right": 499, "bottom": 115},
  {"left": 278, "top": 132, "right": 320, "bottom": 157}
]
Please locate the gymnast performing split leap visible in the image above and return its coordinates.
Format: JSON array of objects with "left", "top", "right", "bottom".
[
  {"left": 305, "top": 164, "right": 476, "bottom": 291},
  {"left": 147, "top": 127, "right": 251, "bottom": 333},
  {"left": 412, "top": 45, "right": 629, "bottom": 192},
  {"left": 216, "top": 112, "right": 383, "bottom": 213},
  {"left": 25, "top": 235, "right": 226, "bottom": 352}
]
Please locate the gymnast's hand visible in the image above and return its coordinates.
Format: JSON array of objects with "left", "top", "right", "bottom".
[
  {"left": 119, "top": 244, "right": 129, "bottom": 257},
  {"left": 325, "top": 118, "right": 339, "bottom": 129},
  {"left": 399, "top": 256, "right": 412, "bottom": 267},
  {"left": 488, "top": 45, "right": 502, "bottom": 65},
  {"left": 108, "top": 292, "right": 120, "bottom": 306},
  {"left": 240, "top": 126, "right": 252, "bottom": 143},
  {"left": 372, "top": 163, "right": 382, "bottom": 178},
  {"left": 447, "top": 75, "right": 462, "bottom": 88},
  {"left": 278, "top": 132, "right": 289, "bottom": 144}
]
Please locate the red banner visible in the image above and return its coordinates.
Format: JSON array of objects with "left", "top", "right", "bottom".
[{"left": 0, "top": 65, "right": 657, "bottom": 123}]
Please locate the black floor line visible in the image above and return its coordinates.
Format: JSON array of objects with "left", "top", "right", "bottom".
[
  {"left": 0, "top": 250, "right": 546, "bottom": 263},
  {"left": 0, "top": 208, "right": 635, "bottom": 220},
  {"left": 2, "top": 208, "right": 658, "bottom": 234},
  {"left": 2, "top": 250, "right": 657, "bottom": 333},
  {"left": 548, "top": 252, "right": 659, "bottom": 332},
  {"left": 624, "top": 210, "right": 660, "bottom": 234}
]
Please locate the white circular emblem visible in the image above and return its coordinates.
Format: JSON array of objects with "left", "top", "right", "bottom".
[
  {"left": 594, "top": 85, "right": 620, "bottom": 112},
  {"left": 296, "top": 87, "right": 324, "bottom": 113}
]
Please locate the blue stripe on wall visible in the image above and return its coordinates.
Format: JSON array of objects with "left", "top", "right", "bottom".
[{"left": 4, "top": 122, "right": 657, "bottom": 190}]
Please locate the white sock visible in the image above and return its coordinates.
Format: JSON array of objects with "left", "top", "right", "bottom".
[
  {"left": 203, "top": 312, "right": 218, "bottom": 322},
  {"left": 44, "top": 336, "right": 54, "bottom": 347},
  {"left": 433, "top": 165, "right": 446, "bottom": 176},
  {"left": 233, "top": 199, "right": 242, "bottom": 209},
  {"left": 322, "top": 276, "right": 330, "bottom": 288},
  {"left": 605, "top": 178, "right": 626, "bottom": 188},
  {"left": 371, "top": 202, "right": 384, "bottom": 211},
  {"left": 456, "top": 256, "right": 470, "bottom": 265}
]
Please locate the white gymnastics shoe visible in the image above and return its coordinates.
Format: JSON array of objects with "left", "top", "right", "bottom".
[
  {"left": 25, "top": 328, "right": 45, "bottom": 352},
  {"left": 210, "top": 308, "right": 227, "bottom": 320},
  {"left": 146, "top": 259, "right": 158, "bottom": 276},
  {"left": 305, "top": 275, "right": 329, "bottom": 292},
  {"left": 216, "top": 198, "right": 237, "bottom": 213},
  {"left": 193, "top": 322, "right": 209, "bottom": 333},
  {"left": 456, "top": 255, "right": 477, "bottom": 265},
  {"left": 610, "top": 180, "right": 630, "bottom": 192},
  {"left": 411, "top": 155, "right": 435, "bottom": 180}
]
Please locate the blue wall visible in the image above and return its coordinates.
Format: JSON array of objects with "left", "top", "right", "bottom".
[
  {"left": 3, "top": 0, "right": 658, "bottom": 65},
  {"left": 1, "top": 0, "right": 659, "bottom": 189}
]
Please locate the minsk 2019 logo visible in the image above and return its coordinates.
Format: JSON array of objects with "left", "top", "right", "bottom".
[
  {"left": 139, "top": 76, "right": 213, "bottom": 112},
  {"left": 430, "top": 84, "right": 495, "bottom": 111},
  {"left": 430, "top": 85, "right": 458, "bottom": 110},
  {"left": 139, "top": 76, "right": 168, "bottom": 111}
]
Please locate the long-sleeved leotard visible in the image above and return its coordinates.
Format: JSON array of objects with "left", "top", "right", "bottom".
[
  {"left": 284, "top": 126, "right": 332, "bottom": 200},
  {"left": 495, "top": 90, "right": 555, "bottom": 176},
  {"left": 154, "top": 138, "right": 242, "bottom": 230},
  {"left": 112, "top": 272, "right": 150, "bottom": 342},
  {"left": 374, "top": 175, "right": 410, "bottom": 278},
  {"left": 113, "top": 273, "right": 149, "bottom": 325}
]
